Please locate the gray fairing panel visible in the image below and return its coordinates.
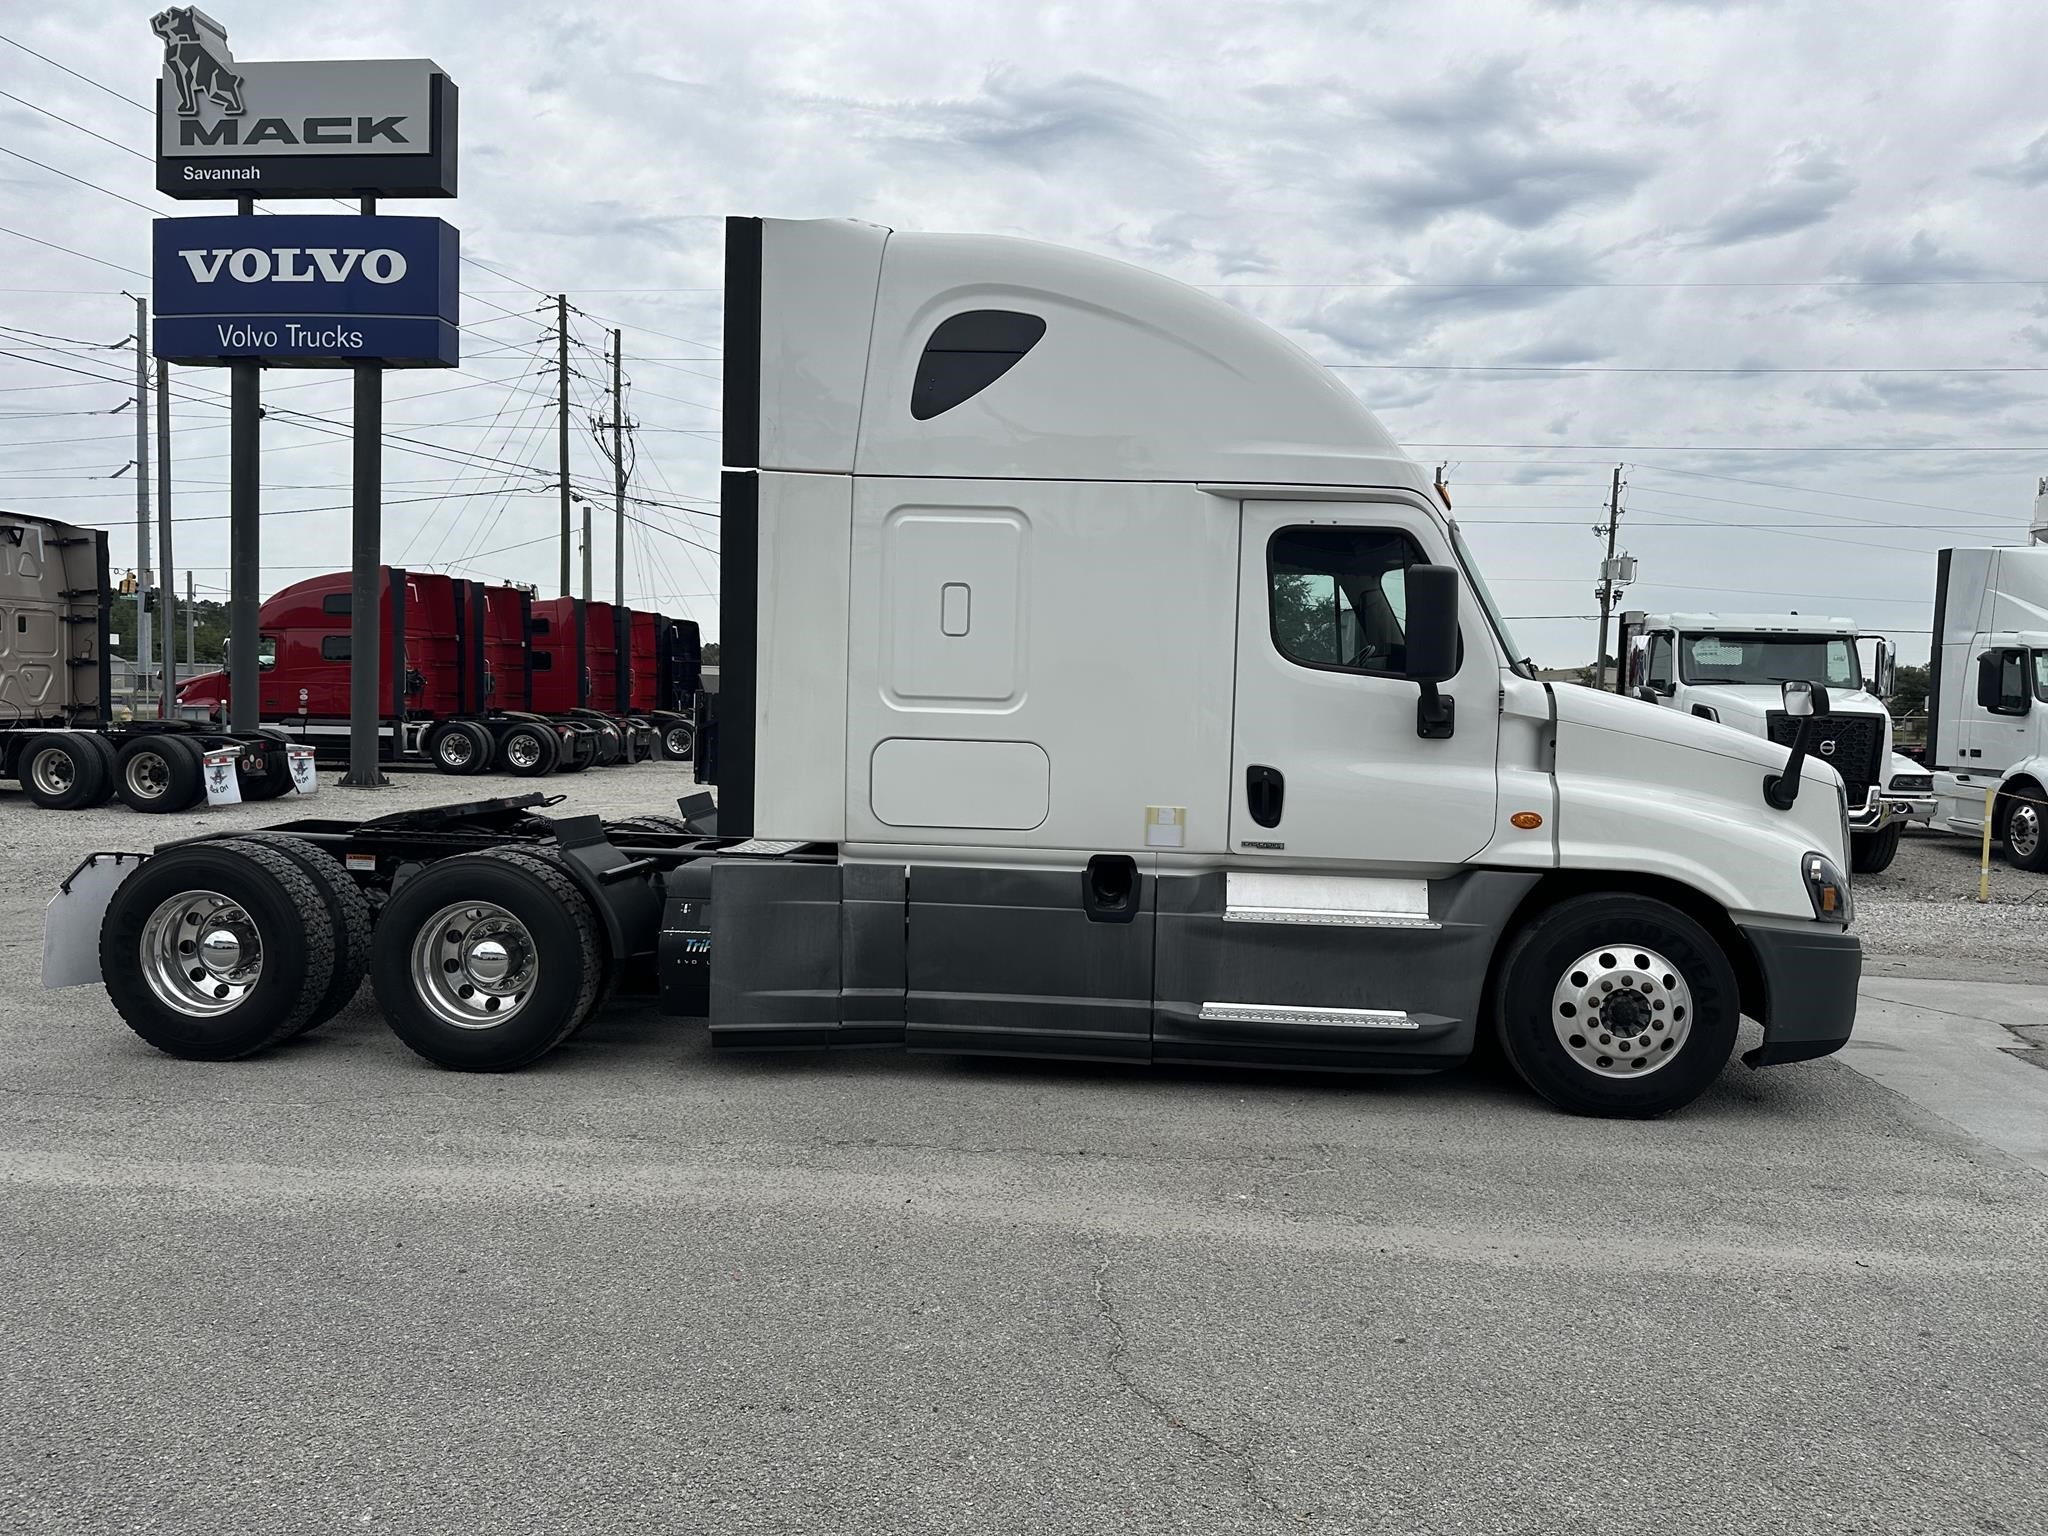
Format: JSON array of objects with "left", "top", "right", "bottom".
[{"left": 1153, "top": 869, "right": 1540, "bottom": 1071}]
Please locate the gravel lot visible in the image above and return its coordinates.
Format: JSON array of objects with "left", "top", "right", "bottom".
[
  {"left": 1854, "top": 829, "right": 2048, "bottom": 983},
  {"left": 3, "top": 768, "right": 2044, "bottom": 1535}
]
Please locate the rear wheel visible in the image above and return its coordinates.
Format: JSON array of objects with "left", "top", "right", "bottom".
[
  {"left": 237, "top": 744, "right": 297, "bottom": 801},
  {"left": 99, "top": 840, "right": 337, "bottom": 1059},
  {"left": 2004, "top": 788, "right": 2048, "bottom": 871},
  {"left": 427, "top": 719, "right": 492, "bottom": 776},
  {"left": 76, "top": 732, "right": 118, "bottom": 808},
  {"left": 656, "top": 719, "right": 694, "bottom": 761},
  {"left": 115, "top": 734, "right": 205, "bottom": 814},
  {"left": 498, "top": 723, "right": 560, "bottom": 778},
  {"left": 18, "top": 732, "right": 108, "bottom": 809},
  {"left": 222, "top": 832, "right": 373, "bottom": 1035},
  {"left": 370, "top": 847, "right": 603, "bottom": 1070},
  {"left": 1493, "top": 894, "right": 1739, "bottom": 1118},
  {"left": 608, "top": 814, "right": 695, "bottom": 838},
  {"left": 591, "top": 719, "right": 624, "bottom": 766},
  {"left": 1850, "top": 821, "right": 1902, "bottom": 875}
]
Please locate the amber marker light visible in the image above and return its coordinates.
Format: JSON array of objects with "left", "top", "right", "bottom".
[{"left": 1510, "top": 811, "right": 1543, "bottom": 830}]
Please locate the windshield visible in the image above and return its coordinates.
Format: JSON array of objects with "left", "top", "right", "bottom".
[
  {"left": 1679, "top": 632, "right": 1860, "bottom": 690},
  {"left": 1448, "top": 521, "right": 1532, "bottom": 679}
]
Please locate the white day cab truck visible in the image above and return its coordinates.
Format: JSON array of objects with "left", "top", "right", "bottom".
[
  {"left": 1927, "top": 540, "right": 2048, "bottom": 870},
  {"left": 42, "top": 216, "right": 1860, "bottom": 1118},
  {"left": 1617, "top": 613, "right": 1928, "bottom": 873}
]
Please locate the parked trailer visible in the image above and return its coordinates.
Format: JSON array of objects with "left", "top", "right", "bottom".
[
  {"left": 2, "top": 510, "right": 299, "bottom": 812},
  {"left": 526, "top": 597, "right": 701, "bottom": 763},
  {"left": 51, "top": 216, "right": 1863, "bottom": 1118},
  {"left": 629, "top": 609, "right": 701, "bottom": 761},
  {"left": 177, "top": 567, "right": 606, "bottom": 776},
  {"left": 1926, "top": 544, "right": 2048, "bottom": 870}
]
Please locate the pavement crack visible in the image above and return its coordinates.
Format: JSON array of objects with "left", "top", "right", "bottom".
[{"left": 1086, "top": 1240, "right": 1289, "bottom": 1519}]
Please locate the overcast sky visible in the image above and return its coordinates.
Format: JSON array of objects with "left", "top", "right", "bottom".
[{"left": 5, "top": 0, "right": 2048, "bottom": 662}]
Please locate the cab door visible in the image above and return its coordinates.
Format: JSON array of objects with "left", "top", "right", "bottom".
[{"left": 1229, "top": 500, "right": 1500, "bottom": 866}]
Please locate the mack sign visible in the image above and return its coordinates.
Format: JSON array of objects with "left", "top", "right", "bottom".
[
  {"left": 151, "top": 7, "right": 457, "bottom": 199},
  {"left": 153, "top": 215, "right": 460, "bottom": 368}
]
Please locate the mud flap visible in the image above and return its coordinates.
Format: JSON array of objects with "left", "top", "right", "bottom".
[{"left": 43, "top": 853, "right": 148, "bottom": 989}]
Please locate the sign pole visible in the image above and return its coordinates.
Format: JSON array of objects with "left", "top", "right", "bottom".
[
  {"left": 344, "top": 194, "right": 388, "bottom": 788},
  {"left": 131, "top": 294, "right": 153, "bottom": 713},
  {"left": 226, "top": 197, "right": 260, "bottom": 736},
  {"left": 558, "top": 294, "right": 571, "bottom": 598},
  {"left": 155, "top": 357, "right": 175, "bottom": 715}
]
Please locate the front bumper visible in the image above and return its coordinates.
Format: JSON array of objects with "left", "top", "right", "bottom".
[
  {"left": 1848, "top": 788, "right": 1927, "bottom": 832},
  {"left": 1739, "top": 922, "right": 1862, "bottom": 1068}
]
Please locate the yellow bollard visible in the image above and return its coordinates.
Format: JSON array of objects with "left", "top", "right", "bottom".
[{"left": 1979, "top": 784, "right": 1996, "bottom": 903}]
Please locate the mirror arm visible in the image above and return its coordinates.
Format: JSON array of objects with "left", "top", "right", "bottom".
[
  {"left": 1762, "top": 719, "right": 1814, "bottom": 811},
  {"left": 1416, "top": 681, "right": 1456, "bottom": 740}
]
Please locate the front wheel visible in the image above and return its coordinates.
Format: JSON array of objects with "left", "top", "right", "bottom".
[
  {"left": 2004, "top": 791, "right": 2048, "bottom": 872},
  {"left": 1493, "top": 894, "right": 1740, "bottom": 1118},
  {"left": 1850, "top": 821, "right": 1902, "bottom": 875}
]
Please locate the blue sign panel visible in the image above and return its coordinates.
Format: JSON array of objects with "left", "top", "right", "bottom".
[{"left": 152, "top": 214, "right": 459, "bottom": 367}]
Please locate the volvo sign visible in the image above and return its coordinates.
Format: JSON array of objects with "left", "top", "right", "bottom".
[
  {"left": 152, "top": 214, "right": 460, "bottom": 367},
  {"left": 151, "top": 8, "right": 458, "bottom": 199}
]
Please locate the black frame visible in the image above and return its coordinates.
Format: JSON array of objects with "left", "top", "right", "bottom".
[{"left": 1265, "top": 524, "right": 1437, "bottom": 681}]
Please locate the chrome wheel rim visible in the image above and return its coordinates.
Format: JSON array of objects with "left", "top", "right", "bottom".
[
  {"left": 141, "top": 890, "right": 263, "bottom": 1016},
  {"left": 410, "top": 901, "right": 538, "bottom": 1030},
  {"left": 505, "top": 734, "right": 540, "bottom": 770},
  {"left": 29, "top": 746, "right": 76, "bottom": 796},
  {"left": 125, "top": 750, "right": 171, "bottom": 801},
  {"left": 1551, "top": 943, "right": 1693, "bottom": 1079},
  {"left": 2012, "top": 803, "right": 2042, "bottom": 860},
  {"left": 665, "top": 727, "right": 692, "bottom": 757},
  {"left": 438, "top": 732, "right": 474, "bottom": 768}
]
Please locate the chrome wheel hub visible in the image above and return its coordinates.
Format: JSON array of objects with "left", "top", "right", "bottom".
[
  {"left": 1551, "top": 943, "right": 1693, "bottom": 1079},
  {"left": 411, "top": 901, "right": 537, "bottom": 1030},
  {"left": 30, "top": 747, "right": 75, "bottom": 796},
  {"left": 126, "top": 752, "right": 170, "bottom": 800},
  {"left": 2011, "top": 803, "right": 2041, "bottom": 860},
  {"left": 440, "top": 733, "right": 474, "bottom": 767},
  {"left": 506, "top": 735, "right": 540, "bottom": 770},
  {"left": 141, "top": 890, "right": 263, "bottom": 1016},
  {"left": 665, "top": 727, "right": 691, "bottom": 757}
]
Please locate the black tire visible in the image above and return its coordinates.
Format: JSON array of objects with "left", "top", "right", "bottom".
[
  {"left": 221, "top": 832, "right": 373, "bottom": 1036},
  {"left": 99, "top": 840, "right": 337, "bottom": 1060},
  {"left": 655, "top": 718, "right": 694, "bottom": 762},
  {"left": 497, "top": 722, "right": 560, "bottom": 778},
  {"left": 370, "top": 846, "right": 603, "bottom": 1071},
  {"left": 608, "top": 814, "right": 695, "bottom": 838},
  {"left": 2002, "top": 786, "right": 2048, "bottom": 872},
  {"left": 17, "top": 732, "right": 109, "bottom": 810},
  {"left": 590, "top": 719, "right": 624, "bottom": 767},
  {"left": 1492, "top": 894, "right": 1740, "bottom": 1118},
  {"left": 76, "top": 731, "right": 119, "bottom": 808},
  {"left": 236, "top": 742, "right": 297, "bottom": 801},
  {"left": 426, "top": 719, "right": 492, "bottom": 776},
  {"left": 1850, "top": 821, "right": 1903, "bottom": 875},
  {"left": 554, "top": 728, "right": 591, "bottom": 774},
  {"left": 114, "top": 734, "right": 205, "bottom": 814}
]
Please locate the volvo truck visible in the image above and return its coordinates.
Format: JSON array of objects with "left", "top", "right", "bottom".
[
  {"left": 1618, "top": 612, "right": 1920, "bottom": 873},
  {"left": 1926, "top": 544, "right": 2048, "bottom": 869},
  {"left": 3, "top": 509, "right": 300, "bottom": 812},
  {"left": 45, "top": 217, "right": 1862, "bottom": 1118}
]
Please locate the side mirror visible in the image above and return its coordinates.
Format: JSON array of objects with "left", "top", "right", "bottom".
[
  {"left": 1766, "top": 680, "right": 1831, "bottom": 810},
  {"left": 1977, "top": 650, "right": 2028, "bottom": 713},
  {"left": 1872, "top": 636, "right": 1896, "bottom": 700},
  {"left": 1403, "top": 564, "right": 1459, "bottom": 740},
  {"left": 1634, "top": 685, "right": 1661, "bottom": 704}
]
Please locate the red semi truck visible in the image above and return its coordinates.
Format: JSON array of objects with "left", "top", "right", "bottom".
[{"left": 177, "top": 567, "right": 701, "bottom": 775}]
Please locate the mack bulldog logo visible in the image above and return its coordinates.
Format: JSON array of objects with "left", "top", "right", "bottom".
[{"left": 151, "top": 7, "right": 245, "bottom": 119}]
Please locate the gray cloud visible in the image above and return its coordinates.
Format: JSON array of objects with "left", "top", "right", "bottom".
[
  {"left": 1694, "top": 150, "right": 1855, "bottom": 245},
  {"left": 1354, "top": 141, "right": 1656, "bottom": 230},
  {"left": 1978, "top": 129, "right": 2048, "bottom": 186}
]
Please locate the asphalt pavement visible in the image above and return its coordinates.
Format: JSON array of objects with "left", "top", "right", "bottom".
[{"left": 2, "top": 771, "right": 2043, "bottom": 1535}]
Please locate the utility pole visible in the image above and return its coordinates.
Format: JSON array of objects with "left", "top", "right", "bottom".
[
  {"left": 155, "top": 358, "right": 174, "bottom": 714},
  {"left": 557, "top": 294, "right": 571, "bottom": 596},
  {"left": 612, "top": 327, "right": 626, "bottom": 615},
  {"left": 226, "top": 196, "right": 260, "bottom": 736},
  {"left": 342, "top": 193, "right": 388, "bottom": 788},
  {"left": 185, "top": 571, "right": 195, "bottom": 669},
  {"left": 1593, "top": 463, "right": 1623, "bottom": 688},
  {"left": 128, "top": 294, "right": 153, "bottom": 712}
]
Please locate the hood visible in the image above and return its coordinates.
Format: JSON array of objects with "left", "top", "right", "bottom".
[
  {"left": 1685, "top": 682, "right": 1888, "bottom": 728},
  {"left": 1558, "top": 683, "right": 1845, "bottom": 784},
  {"left": 178, "top": 668, "right": 227, "bottom": 704}
]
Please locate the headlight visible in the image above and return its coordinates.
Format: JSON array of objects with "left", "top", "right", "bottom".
[
  {"left": 1803, "top": 851, "right": 1852, "bottom": 926},
  {"left": 1889, "top": 772, "right": 1933, "bottom": 795}
]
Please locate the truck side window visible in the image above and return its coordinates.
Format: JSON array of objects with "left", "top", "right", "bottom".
[
  {"left": 2035, "top": 651, "right": 2048, "bottom": 705},
  {"left": 1267, "top": 526, "right": 1429, "bottom": 678},
  {"left": 1983, "top": 649, "right": 2029, "bottom": 714},
  {"left": 256, "top": 637, "right": 277, "bottom": 671},
  {"left": 322, "top": 593, "right": 352, "bottom": 616},
  {"left": 1646, "top": 633, "right": 1674, "bottom": 691},
  {"left": 911, "top": 310, "right": 1047, "bottom": 421},
  {"left": 321, "top": 636, "right": 351, "bottom": 662}
]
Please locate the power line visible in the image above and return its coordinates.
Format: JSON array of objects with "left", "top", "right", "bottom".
[
  {"left": 0, "top": 88, "right": 151, "bottom": 160},
  {"left": 0, "top": 223, "right": 145, "bottom": 278},
  {"left": 0, "top": 33, "right": 151, "bottom": 114}
]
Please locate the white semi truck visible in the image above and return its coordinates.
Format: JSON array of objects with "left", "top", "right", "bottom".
[
  {"left": 1617, "top": 612, "right": 1923, "bottom": 873},
  {"left": 44, "top": 216, "right": 1861, "bottom": 1118},
  {"left": 1926, "top": 543, "right": 2048, "bottom": 869}
]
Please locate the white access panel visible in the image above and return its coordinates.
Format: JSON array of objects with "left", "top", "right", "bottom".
[
  {"left": 845, "top": 477, "right": 1237, "bottom": 854},
  {"left": 751, "top": 471, "right": 853, "bottom": 842}
]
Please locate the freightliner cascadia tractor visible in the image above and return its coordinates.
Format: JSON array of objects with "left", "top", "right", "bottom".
[{"left": 46, "top": 217, "right": 1861, "bottom": 1117}]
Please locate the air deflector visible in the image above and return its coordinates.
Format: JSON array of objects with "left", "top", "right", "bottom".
[{"left": 911, "top": 310, "right": 1046, "bottom": 420}]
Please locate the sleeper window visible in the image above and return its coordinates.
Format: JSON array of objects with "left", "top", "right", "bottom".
[
  {"left": 321, "top": 635, "right": 351, "bottom": 662},
  {"left": 911, "top": 310, "right": 1046, "bottom": 421},
  {"left": 1267, "top": 526, "right": 1429, "bottom": 677}
]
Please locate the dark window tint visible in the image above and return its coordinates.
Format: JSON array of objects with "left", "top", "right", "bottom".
[
  {"left": 532, "top": 651, "right": 553, "bottom": 671},
  {"left": 531, "top": 617, "right": 552, "bottom": 636},
  {"left": 320, "top": 635, "right": 351, "bottom": 662},
  {"left": 1988, "top": 649, "right": 2029, "bottom": 714},
  {"left": 911, "top": 310, "right": 1046, "bottom": 421},
  {"left": 1646, "top": 633, "right": 1674, "bottom": 689},
  {"left": 322, "top": 592, "right": 352, "bottom": 616},
  {"left": 1267, "top": 526, "right": 1430, "bottom": 678}
]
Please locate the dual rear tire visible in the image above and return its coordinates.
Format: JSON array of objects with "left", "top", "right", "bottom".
[{"left": 18, "top": 732, "right": 116, "bottom": 809}]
